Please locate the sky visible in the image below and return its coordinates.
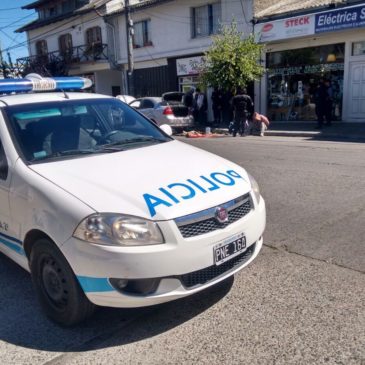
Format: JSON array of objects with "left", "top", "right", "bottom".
[{"left": 0, "top": 0, "right": 37, "bottom": 63}]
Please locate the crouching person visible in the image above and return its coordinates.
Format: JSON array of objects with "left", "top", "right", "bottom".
[{"left": 252, "top": 112, "right": 270, "bottom": 136}]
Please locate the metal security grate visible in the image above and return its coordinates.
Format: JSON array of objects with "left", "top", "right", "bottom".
[
  {"left": 180, "top": 243, "right": 255, "bottom": 289},
  {"left": 177, "top": 196, "right": 252, "bottom": 238}
]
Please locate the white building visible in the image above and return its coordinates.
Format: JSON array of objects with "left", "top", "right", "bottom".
[
  {"left": 105, "top": 0, "right": 254, "bottom": 97},
  {"left": 17, "top": 0, "right": 255, "bottom": 102},
  {"left": 16, "top": 0, "right": 124, "bottom": 95}
]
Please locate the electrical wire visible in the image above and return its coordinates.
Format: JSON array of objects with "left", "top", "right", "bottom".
[
  {"left": 0, "top": 12, "right": 36, "bottom": 31},
  {"left": 3, "top": 13, "right": 102, "bottom": 53}
]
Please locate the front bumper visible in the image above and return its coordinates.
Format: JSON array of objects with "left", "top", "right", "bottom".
[{"left": 61, "top": 196, "right": 266, "bottom": 308}]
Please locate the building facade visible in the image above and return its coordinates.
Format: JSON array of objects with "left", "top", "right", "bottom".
[
  {"left": 16, "top": 0, "right": 124, "bottom": 95},
  {"left": 254, "top": 0, "right": 365, "bottom": 123},
  {"left": 105, "top": 0, "right": 254, "bottom": 99},
  {"left": 17, "top": 0, "right": 255, "bottom": 102}
]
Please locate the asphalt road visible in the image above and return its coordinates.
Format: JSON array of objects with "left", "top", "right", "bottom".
[{"left": 0, "top": 136, "right": 364, "bottom": 365}]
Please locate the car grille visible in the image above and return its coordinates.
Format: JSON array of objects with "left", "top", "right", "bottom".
[
  {"left": 180, "top": 243, "right": 256, "bottom": 289},
  {"left": 176, "top": 194, "right": 252, "bottom": 238}
]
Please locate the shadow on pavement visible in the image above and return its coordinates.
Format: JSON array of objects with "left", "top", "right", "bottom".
[
  {"left": 267, "top": 122, "right": 365, "bottom": 143},
  {"left": 0, "top": 252, "right": 233, "bottom": 352}
]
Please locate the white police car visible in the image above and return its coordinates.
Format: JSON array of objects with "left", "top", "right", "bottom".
[{"left": 0, "top": 74, "right": 266, "bottom": 326}]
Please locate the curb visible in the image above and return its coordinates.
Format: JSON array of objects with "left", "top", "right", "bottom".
[{"left": 265, "top": 131, "right": 320, "bottom": 137}]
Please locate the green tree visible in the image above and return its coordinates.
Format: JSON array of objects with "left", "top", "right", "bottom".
[{"left": 199, "top": 23, "right": 265, "bottom": 92}]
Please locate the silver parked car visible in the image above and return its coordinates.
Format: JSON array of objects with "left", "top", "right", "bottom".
[{"left": 129, "top": 92, "right": 194, "bottom": 132}]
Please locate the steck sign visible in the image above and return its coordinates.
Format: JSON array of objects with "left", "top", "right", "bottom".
[{"left": 255, "top": 14, "right": 315, "bottom": 42}]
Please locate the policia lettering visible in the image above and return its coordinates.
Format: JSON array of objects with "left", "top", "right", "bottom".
[{"left": 143, "top": 170, "right": 245, "bottom": 217}]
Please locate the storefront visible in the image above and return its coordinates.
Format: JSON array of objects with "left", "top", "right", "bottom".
[{"left": 255, "top": 2, "right": 365, "bottom": 122}]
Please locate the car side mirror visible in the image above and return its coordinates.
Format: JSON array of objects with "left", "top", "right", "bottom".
[{"left": 159, "top": 124, "right": 172, "bottom": 136}]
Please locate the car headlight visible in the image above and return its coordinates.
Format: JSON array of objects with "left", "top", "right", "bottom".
[
  {"left": 73, "top": 213, "right": 164, "bottom": 246},
  {"left": 248, "top": 173, "right": 261, "bottom": 204}
]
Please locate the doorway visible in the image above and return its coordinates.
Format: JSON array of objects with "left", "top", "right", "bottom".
[{"left": 348, "top": 62, "right": 365, "bottom": 120}]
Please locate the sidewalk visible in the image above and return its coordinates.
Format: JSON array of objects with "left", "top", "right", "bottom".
[
  {"left": 266, "top": 121, "right": 365, "bottom": 142},
  {"left": 210, "top": 122, "right": 365, "bottom": 142}
]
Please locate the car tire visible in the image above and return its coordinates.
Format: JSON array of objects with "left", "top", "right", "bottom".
[{"left": 30, "top": 238, "right": 95, "bottom": 326}]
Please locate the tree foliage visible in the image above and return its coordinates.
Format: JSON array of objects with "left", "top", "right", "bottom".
[{"left": 199, "top": 23, "right": 265, "bottom": 92}]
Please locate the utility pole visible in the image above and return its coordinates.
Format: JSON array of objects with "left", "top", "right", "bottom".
[{"left": 125, "top": 0, "right": 134, "bottom": 95}]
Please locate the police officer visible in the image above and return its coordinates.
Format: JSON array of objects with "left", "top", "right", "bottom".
[{"left": 231, "top": 87, "right": 254, "bottom": 137}]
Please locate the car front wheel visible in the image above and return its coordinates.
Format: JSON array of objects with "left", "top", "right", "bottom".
[{"left": 30, "top": 238, "right": 95, "bottom": 326}]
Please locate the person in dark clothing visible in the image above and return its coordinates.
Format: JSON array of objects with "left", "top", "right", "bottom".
[
  {"left": 221, "top": 90, "right": 233, "bottom": 125},
  {"left": 183, "top": 88, "right": 195, "bottom": 116},
  {"left": 324, "top": 79, "right": 333, "bottom": 126},
  {"left": 193, "top": 88, "right": 208, "bottom": 126},
  {"left": 211, "top": 87, "right": 222, "bottom": 125},
  {"left": 314, "top": 80, "right": 328, "bottom": 129},
  {"left": 231, "top": 87, "right": 254, "bottom": 137}
]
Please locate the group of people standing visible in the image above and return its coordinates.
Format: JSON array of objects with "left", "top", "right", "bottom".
[
  {"left": 184, "top": 86, "right": 269, "bottom": 136},
  {"left": 212, "top": 87, "right": 269, "bottom": 137}
]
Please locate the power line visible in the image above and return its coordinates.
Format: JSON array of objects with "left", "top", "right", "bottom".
[
  {"left": 3, "top": 13, "right": 102, "bottom": 53},
  {"left": 0, "top": 6, "right": 24, "bottom": 11},
  {"left": 0, "top": 12, "right": 36, "bottom": 31}
]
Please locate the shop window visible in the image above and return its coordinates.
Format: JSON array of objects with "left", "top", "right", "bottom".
[
  {"left": 59, "top": 33, "right": 73, "bottom": 58},
  {"left": 352, "top": 41, "right": 365, "bottom": 56},
  {"left": 133, "top": 20, "right": 152, "bottom": 48},
  {"left": 191, "top": 2, "right": 221, "bottom": 38},
  {"left": 266, "top": 43, "right": 344, "bottom": 122}
]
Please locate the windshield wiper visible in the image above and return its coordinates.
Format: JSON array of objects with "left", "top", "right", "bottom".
[
  {"left": 98, "top": 137, "right": 166, "bottom": 150},
  {"left": 120, "top": 137, "right": 166, "bottom": 144},
  {"left": 30, "top": 149, "right": 105, "bottom": 162}
]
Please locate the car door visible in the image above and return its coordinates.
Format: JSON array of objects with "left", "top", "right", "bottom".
[{"left": 0, "top": 134, "right": 22, "bottom": 258}]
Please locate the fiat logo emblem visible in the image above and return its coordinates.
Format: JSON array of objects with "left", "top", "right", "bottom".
[{"left": 215, "top": 207, "right": 228, "bottom": 224}]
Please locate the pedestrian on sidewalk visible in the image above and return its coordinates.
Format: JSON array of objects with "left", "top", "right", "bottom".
[
  {"left": 325, "top": 79, "right": 333, "bottom": 126},
  {"left": 314, "top": 79, "right": 328, "bottom": 129},
  {"left": 211, "top": 87, "right": 222, "bottom": 126},
  {"left": 183, "top": 87, "right": 195, "bottom": 116},
  {"left": 193, "top": 88, "right": 208, "bottom": 126},
  {"left": 231, "top": 87, "right": 254, "bottom": 137},
  {"left": 221, "top": 89, "right": 233, "bottom": 125}
]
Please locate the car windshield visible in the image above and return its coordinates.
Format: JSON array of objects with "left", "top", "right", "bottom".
[{"left": 4, "top": 98, "right": 172, "bottom": 163}]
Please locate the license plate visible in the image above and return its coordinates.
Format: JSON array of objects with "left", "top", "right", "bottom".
[{"left": 213, "top": 233, "right": 246, "bottom": 266}]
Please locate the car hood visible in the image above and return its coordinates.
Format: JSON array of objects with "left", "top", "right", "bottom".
[{"left": 29, "top": 140, "right": 252, "bottom": 221}]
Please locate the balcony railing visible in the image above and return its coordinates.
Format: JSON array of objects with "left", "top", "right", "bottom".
[{"left": 17, "top": 43, "right": 109, "bottom": 75}]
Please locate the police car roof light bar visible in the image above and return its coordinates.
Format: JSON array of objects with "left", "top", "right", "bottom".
[{"left": 0, "top": 74, "right": 93, "bottom": 94}]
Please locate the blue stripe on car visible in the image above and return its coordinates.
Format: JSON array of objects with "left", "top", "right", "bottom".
[
  {"left": 0, "top": 233, "right": 25, "bottom": 256},
  {"left": 77, "top": 276, "right": 115, "bottom": 293}
]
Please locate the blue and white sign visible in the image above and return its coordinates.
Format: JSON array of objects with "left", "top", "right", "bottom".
[
  {"left": 256, "top": 4, "right": 365, "bottom": 43},
  {"left": 315, "top": 4, "right": 365, "bottom": 33}
]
